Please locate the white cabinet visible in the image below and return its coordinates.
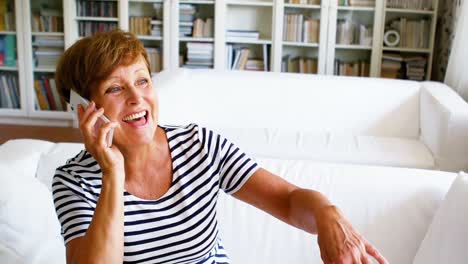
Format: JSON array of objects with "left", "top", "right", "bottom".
[
  {"left": 0, "top": 0, "right": 439, "bottom": 126},
  {"left": 0, "top": 0, "right": 28, "bottom": 121}
]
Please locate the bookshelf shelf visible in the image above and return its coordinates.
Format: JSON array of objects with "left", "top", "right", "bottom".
[
  {"left": 33, "top": 67, "right": 56, "bottom": 73},
  {"left": 75, "top": 16, "right": 119, "bottom": 22},
  {"left": 385, "top": 8, "right": 435, "bottom": 15},
  {"left": 284, "top": 4, "right": 321, "bottom": 10},
  {"left": 226, "top": 38, "right": 272, "bottom": 45},
  {"left": 0, "top": 66, "right": 18, "bottom": 71},
  {"left": 130, "top": 0, "right": 163, "bottom": 2},
  {"left": 180, "top": 0, "right": 215, "bottom": 4},
  {"left": 337, "top": 6, "right": 375, "bottom": 12},
  {"left": 29, "top": 110, "right": 73, "bottom": 120},
  {"left": 180, "top": 37, "right": 214, "bottom": 42},
  {"left": 226, "top": 1, "right": 274, "bottom": 7},
  {"left": 0, "top": 109, "right": 25, "bottom": 117},
  {"left": 335, "top": 44, "right": 373, "bottom": 50},
  {"left": 138, "top": 35, "right": 163, "bottom": 41},
  {"left": 31, "top": 32, "right": 65, "bottom": 36},
  {"left": 382, "top": 47, "right": 432, "bottom": 53},
  {"left": 0, "top": 31, "right": 16, "bottom": 35},
  {"left": 283, "top": 41, "right": 319, "bottom": 48}
]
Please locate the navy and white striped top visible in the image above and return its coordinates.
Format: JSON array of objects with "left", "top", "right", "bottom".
[{"left": 52, "top": 124, "right": 259, "bottom": 263}]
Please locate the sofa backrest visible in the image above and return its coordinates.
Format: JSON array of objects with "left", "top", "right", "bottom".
[{"left": 155, "top": 69, "right": 421, "bottom": 138}]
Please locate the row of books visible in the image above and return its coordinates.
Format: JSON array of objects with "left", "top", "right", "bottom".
[
  {"left": 78, "top": 21, "right": 118, "bottom": 37},
  {"left": 33, "top": 36, "right": 64, "bottom": 47},
  {"left": 77, "top": 0, "right": 117, "bottom": 18},
  {"left": 338, "top": 0, "right": 375, "bottom": 7},
  {"left": 31, "top": 5, "right": 63, "bottom": 33},
  {"left": 0, "top": 1, "right": 15, "bottom": 31},
  {"left": 180, "top": 4, "right": 196, "bottom": 23},
  {"left": 226, "top": 30, "right": 260, "bottom": 40},
  {"left": 0, "top": 35, "right": 16, "bottom": 67},
  {"left": 34, "top": 76, "right": 65, "bottom": 111},
  {"left": 0, "top": 73, "right": 19, "bottom": 109},
  {"left": 226, "top": 44, "right": 269, "bottom": 71},
  {"left": 381, "top": 53, "right": 427, "bottom": 80},
  {"left": 286, "top": 0, "right": 320, "bottom": 4},
  {"left": 192, "top": 18, "right": 214, "bottom": 38},
  {"left": 282, "top": 55, "right": 318, "bottom": 74},
  {"left": 129, "top": 4, "right": 163, "bottom": 36},
  {"left": 34, "top": 47, "right": 63, "bottom": 68},
  {"left": 336, "top": 20, "right": 372, "bottom": 46},
  {"left": 386, "top": 18, "right": 430, "bottom": 49},
  {"left": 334, "top": 60, "right": 370, "bottom": 77},
  {"left": 386, "top": 0, "right": 432, "bottom": 10},
  {"left": 283, "top": 14, "right": 320, "bottom": 43},
  {"left": 31, "top": 14, "right": 63, "bottom": 33},
  {"left": 183, "top": 42, "right": 213, "bottom": 69},
  {"left": 145, "top": 47, "right": 162, "bottom": 73},
  {"left": 130, "top": 17, "right": 153, "bottom": 36}
]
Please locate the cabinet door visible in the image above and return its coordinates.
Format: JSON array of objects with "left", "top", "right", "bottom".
[
  {"left": 23, "top": 0, "right": 71, "bottom": 119},
  {"left": 177, "top": 0, "right": 216, "bottom": 70},
  {"left": 224, "top": 0, "right": 273, "bottom": 72},
  {"left": 379, "top": 0, "right": 438, "bottom": 80},
  {"left": 326, "top": 0, "right": 382, "bottom": 77},
  {"left": 279, "top": 0, "right": 326, "bottom": 75},
  {"left": 0, "top": 0, "right": 26, "bottom": 116},
  {"left": 127, "top": 0, "right": 169, "bottom": 73}
]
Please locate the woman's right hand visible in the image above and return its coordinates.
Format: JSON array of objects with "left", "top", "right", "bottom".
[{"left": 78, "top": 101, "right": 125, "bottom": 183}]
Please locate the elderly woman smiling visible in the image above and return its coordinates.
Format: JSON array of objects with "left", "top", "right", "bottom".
[{"left": 52, "top": 30, "right": 388, "bottom": 264}]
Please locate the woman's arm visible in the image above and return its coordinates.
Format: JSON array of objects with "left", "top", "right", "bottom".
[
  {"left": 66, "top": 102, "right": 125, "bottom": 263},
  {"left": 66, "top": 173, "right": 124, "bottom": 263},
  {"left": 233, "top": 168, "right": 388, "bottom": 264}
]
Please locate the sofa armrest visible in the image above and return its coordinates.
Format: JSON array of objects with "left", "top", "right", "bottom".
[{"left": 420, "top": 81, "right": 468, "bottom": 171}]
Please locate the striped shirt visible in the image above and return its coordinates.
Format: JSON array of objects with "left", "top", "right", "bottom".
[{"left": 52, "top": 124, "right": 259, "bottom": 263}]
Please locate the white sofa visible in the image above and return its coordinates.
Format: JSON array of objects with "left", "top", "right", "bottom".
[
  {"left": 1, "top": 70, "right": 468, "bottom": 264},
  {"left": 0, "top": 139, "right": 465, "bottom": 264},
  {"left": 156, "top": 69, "right": 468, "bottom": 172}
]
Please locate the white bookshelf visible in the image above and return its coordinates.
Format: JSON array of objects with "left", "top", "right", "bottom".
[
  {"left": 0, "top": 0, "right": 440, "bottom": 126},
  {"left": 0, "top": 0, "right": 28, "bottom": 119},
  {"left": 279, "top": 0, "right": 328, "bottom": 74},
  {"left": 22, "top": 0, "right": 71, "bottom": 121},
  {"left": 377, "top": 0, "right": 438, "bottom": 80}
]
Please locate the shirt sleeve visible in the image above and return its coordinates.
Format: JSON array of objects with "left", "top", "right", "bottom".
[
  {"left": 52, "top": 166, "right": 95, "bottom": 244},
  {"left": 198, "top": 126, "right": 260, "bottom": 195}
]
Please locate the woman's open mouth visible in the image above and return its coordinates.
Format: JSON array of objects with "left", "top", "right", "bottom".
[{"left": 122, "top": 110, "right": 149, "bottom": 127}]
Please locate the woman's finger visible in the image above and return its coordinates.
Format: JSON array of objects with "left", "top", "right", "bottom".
[
  {"left": 77, "top": 101, "right": 96, "bottom": 126},
  {"left": 97, "top": 121, "right": 117, "bottom": 148},
  {"left": 365, "top": 243, "right": 388, "bottom": 264},
  {"left": 82, "top": 107, "right": 104, "bottom": 135}
]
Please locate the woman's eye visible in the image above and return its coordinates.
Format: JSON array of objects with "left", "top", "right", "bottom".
[
  {"left": 136, "top": 79, "right": 148, "bottom": 86},
  {"left": 106, "top": 86, "right": 121, "bottom": 93}
]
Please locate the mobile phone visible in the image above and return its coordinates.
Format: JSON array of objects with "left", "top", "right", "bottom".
[{"left": 69, "top": 89, "right": 114, "bottom": 147}]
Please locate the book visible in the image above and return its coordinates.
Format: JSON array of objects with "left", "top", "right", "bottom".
[
  {"left": 4, "top": 34, "right": 16, "bottom": 67},
  {"left": 34, "top": 79, "right": 49, "bottom": 110}
]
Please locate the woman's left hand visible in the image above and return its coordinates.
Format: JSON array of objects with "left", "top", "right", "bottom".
[{"left": 315, "top": 205, "right": 389, "bottom": 264}]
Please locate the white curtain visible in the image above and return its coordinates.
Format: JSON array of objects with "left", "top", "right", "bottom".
[{"left": 445, "top": 0, "right": 468, "bottom": 100}]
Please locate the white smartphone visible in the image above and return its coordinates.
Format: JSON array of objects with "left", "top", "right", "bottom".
[{"left": 69, "top": 89, "right": 114, "bottom": 147}]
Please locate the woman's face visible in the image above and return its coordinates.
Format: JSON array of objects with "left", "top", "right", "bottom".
[{"left": 90, "top": 56, "right": 158, "bottom": 147}]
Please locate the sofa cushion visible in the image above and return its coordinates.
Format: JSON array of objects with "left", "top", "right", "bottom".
[
  {"left": 413, "top": 172, "right": 468, "bottom": 264},
  {"left": 214, "top": 127, "right": 435, "bottom": 169},
  {"left": 36, "top": 142, "right": 84, "bottom": 190},
  {"left": 0, "top": 164, "right": 65, "bottom": 264},
  {"left": 0, "top": 139, "right": 55, "bottom": 179},
  {"left": 217, "top": 159, "right": 455, "bottom": 264}
]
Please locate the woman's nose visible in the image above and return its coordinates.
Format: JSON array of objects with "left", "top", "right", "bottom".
[{"left": 126, "top": 86, "right": 143, "bottom": 105}]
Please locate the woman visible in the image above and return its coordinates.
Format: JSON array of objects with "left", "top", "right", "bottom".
[{"left": 52, "top": 30, "right": 388, "bottom": 264}]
